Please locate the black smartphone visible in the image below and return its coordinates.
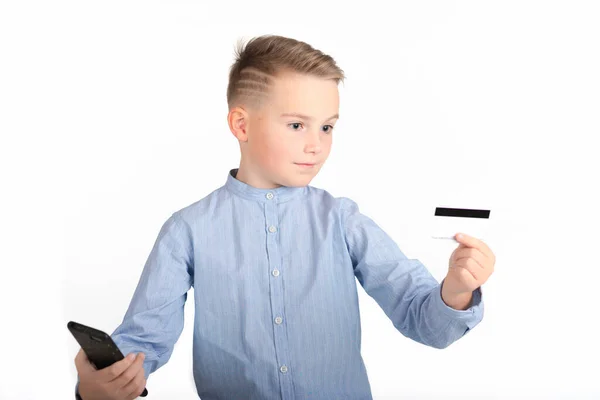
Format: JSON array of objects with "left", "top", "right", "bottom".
[{"left": 68, "top": 321, "right": 148, "bottom": 397}]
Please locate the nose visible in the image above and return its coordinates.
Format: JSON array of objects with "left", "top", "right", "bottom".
[{"left": 303, "top": 130, "right": 322, "bottom": 154}]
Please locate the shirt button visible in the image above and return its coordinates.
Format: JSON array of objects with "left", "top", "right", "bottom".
[
  {"left": 268, "top": 225, "right": 277, "bottom": 233},
  {"left": 272, "top": 269, "right": 280, "bottom": 277},
  {"left": 266, "top": 192, "right": 274, "bottom": 200},
  {"left": 280, "top": 365, "right": 288, "bottom": 373},
  {"left": 274, "top": 316, "right": 283, "bottom": 324}
]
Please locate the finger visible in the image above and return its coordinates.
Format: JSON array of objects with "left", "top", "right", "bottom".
[
  {"left": 454, "top": 248, "right": 486, "bottom": 269},
  {"left": 97, "top": 351, "right": 139, "bottom": 383},
  {"left": 74, "top": 348, "right": 96, "bottom": 375},
  {"left": 453, "top": 258, "right": 480, "bottom": 282},
  {"left": 122, "top": 369, "right": 147, "bottom": 400},
  {"left": 451, "top": 243, "right": 472, "bottom": 257},
  {"left": 455, "top": 233, "right": 493, "bottom": 258},
  {"left": 112, "top": 352, "right": 146, "bottom": 389}
]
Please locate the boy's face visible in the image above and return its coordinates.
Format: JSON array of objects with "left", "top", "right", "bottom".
[{"left": 229, "top": 71, "right": 339, "bottom": 189}]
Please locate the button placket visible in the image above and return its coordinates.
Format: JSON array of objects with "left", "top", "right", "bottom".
[{"left": 264, "top": 195, "right": 293, "bottom": 397}]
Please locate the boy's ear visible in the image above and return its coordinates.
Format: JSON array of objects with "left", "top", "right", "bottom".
[{"left": 228, "top": 107, "right": 249, "bottom": 142}]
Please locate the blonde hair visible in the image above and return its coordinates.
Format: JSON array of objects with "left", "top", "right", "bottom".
[{"left": 226, "top": 34, "right": 345, "bottom": 111}]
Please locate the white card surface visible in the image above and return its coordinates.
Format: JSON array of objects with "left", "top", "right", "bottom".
[{"left": 429, "top": 207, "right": 491, "bottom": 242}]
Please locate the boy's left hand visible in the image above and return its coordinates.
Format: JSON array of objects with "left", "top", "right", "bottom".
[{"left": 443, "top": 232, "right": 496, "bottom": 296}]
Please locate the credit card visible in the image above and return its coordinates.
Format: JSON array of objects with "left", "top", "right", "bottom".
[{"left": 430, "top": 206, "right": 491, "bottom": 242}]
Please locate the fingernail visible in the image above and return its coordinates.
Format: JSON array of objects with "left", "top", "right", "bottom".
[{"left": 128, "top": 353, "right": 135, "bottom": 361}]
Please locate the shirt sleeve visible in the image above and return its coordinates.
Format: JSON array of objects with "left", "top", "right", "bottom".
[
  {"left": 108, "top": 212, "right": 194, "bottom": 380},
  {"left": 340, "top": 197, "right": 484, "bottom": 349}
]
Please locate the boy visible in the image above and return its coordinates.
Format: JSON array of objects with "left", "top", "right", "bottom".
[{"left": 74, "top": 34, "right": 495, "bottom": 400}]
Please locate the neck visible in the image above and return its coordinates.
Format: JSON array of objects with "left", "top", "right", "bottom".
[{"left": 236, "top": 159, "right": 282, "bottom": 189}]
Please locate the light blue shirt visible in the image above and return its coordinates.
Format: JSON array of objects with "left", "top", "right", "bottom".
[{"left": 76, "top": 168, "right": 483, "bottom": 399}]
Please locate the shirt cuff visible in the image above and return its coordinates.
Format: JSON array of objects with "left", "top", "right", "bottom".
[{"left": 432, "top": 279, "right": 484, "bottom": 328}]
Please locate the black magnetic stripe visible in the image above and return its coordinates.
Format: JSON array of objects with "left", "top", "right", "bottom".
[{"left": 435, "top": 207, "right": 490, "bottom": 219}]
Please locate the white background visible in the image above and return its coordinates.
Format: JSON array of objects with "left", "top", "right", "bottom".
[{"left": 1, "top": 1, "right": 599, "bottom": 399}]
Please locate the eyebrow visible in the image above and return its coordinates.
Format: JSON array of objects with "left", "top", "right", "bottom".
[{"left": 280, "top": 112, "right": 339, "bottom": 122}]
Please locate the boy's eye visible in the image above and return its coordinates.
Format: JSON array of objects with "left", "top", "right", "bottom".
[{"left": 287, "top": 122, "right": 335, "bottom": 134}]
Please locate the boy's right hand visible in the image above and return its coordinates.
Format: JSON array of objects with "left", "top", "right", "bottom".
[{"left": 74, "top": 348, "right": 147, "bottom": 400}]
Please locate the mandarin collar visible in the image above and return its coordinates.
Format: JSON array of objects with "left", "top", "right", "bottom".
[{"left": 224, "top": 168, "right": 307, "bottom": 203}]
